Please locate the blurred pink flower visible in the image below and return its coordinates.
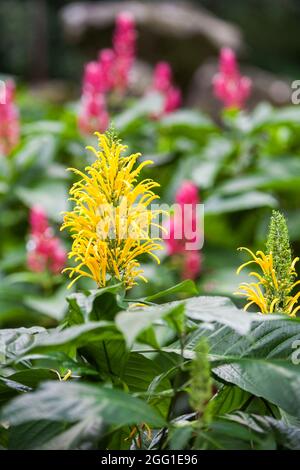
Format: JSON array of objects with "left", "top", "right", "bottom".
[
  {"left": 0, "top": 80, "right": 20, "bottom": 156},
  {"left": 82, "top": 61, "right": 103, "bottom": 94},
  {"left": 151, "top": 61, "right": 181, "bottom": 117},
  {"left": 27, "top": 206, "right": 66, "bottom": 275},
  {"left": 113, "top": 12, "right": 136, "bottom": 92},
  {"left": 213, "top": 47, "right": 252, "bottom": 109},
  {"left": 153, "top": 62, "right": 172, "bottom": 93},
  {"left": 175, "top": 180, "right": 200, "bottom": 206},
  {"left": 98, "top": 49, "right": 116, "bottom": 92},
  {"left": 29, "top": 205, "right": 49, "bottom": 236},
  {"left": 78, "top": 12, "right": 137, "bottom": 134},
  {"left": 164, "top": 181, "right": 202, "bottom": 280},
  {"left": 78, "top": 91, "right": 109, "bottom": 134},
  {"left": 165, "top": 86, "right": 182, "bottom": 114},
  {"left": 182, "top": 251, "right": 202, "bottom": 280}
]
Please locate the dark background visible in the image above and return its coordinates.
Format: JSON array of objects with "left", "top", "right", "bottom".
[{"left": 1, "top": 0, "right": 300, "bottom": 86}]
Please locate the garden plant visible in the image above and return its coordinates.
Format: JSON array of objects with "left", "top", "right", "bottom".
[{"left": 1, "top": 11, "right": 300, "bottom": 451}]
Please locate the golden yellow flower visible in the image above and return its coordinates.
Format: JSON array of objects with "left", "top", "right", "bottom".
[
  {"left": 61, "top": 131, "right": 163, "bottom": 289},
  {"left": 235, "top": 247, "right": 300, "bottom": 316}
]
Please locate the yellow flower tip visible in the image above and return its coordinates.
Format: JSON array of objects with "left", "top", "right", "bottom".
[
  {"left": 61, "top": 369, "right": 72, "bottom": 381},
  {"left": 291, "top": 257, "right": 300, "bottom": 270}
]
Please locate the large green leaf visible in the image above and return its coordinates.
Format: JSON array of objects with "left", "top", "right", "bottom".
[
  {"left": 218, "top": 156, "right": 300, "bottom": 195},
  {"left": 212, "top": 385, "right": 251, "bottom": 416},
  {"left": 1, "top": 322, "right": 120, "bottom": 362},
  {"left": 184, "top": 313, "right": 300, "bottom": 418},
  {"left": 0, "top": 377, "right": 30, "bottom": 404},
  {"left": 200, "top": 412, "right": 300, "bottom": 450},
  {"left": 0, "top": 326, "right": 46, "bottom": 364},
  {"left": 115, "top": 92, "right": 163, "bottom": 133},
  {"left": 144, "top": 280, "right": 198, "bottom": 302},
  {"left": 1, "top": 381, "right": 165, "bottom": 428},
  {"left": 66, "top": 284, "right": 124, "bottom": 325},
  {"left": 205, "top": 191, "right": 277, "bottom": 214},
  {"left": 13, "top": 135, "right": 57, "bottom": 171},
  {"left": 24, "top": 286, "right": 68, "bottom": 321},
  {"left": 16, "top": 180, "right": 68, "bottom": 222},
  {"left": 115, "top": 303, "right": 185, "bottom": 348},
  {"left": 182, "top": 296, "right": 252, "bottom": 335},
  {"left": 159, "top": 109, "right": 215, "bottom": 140},
  {"left": 8, "top": 421, "right": 66, "bottom": 450}
]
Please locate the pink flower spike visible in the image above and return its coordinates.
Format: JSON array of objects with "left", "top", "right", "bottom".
[
  {"left": 164, "top": 86, "right": 181, "bottom": 114},
  {"left": 213, "top": 47, "right": 252, "bottom": 109},
  {"left": 78, "top": 91, "right": 109, "bottom": 134},
  {"left": 182, "top": 251, "right": 202, "bottom": 280},
  {"left": 219, "top": 47, "right": 238, "bottom": 77},
  {"left": 0, "top": 79, "right": 20, "bottom": 156},
  {"left": 27, "top": 207, "right": 67, "bottom": 275},
  {"left": 150, "top": 61, "right": 181, "bottom": 117},
  {"left": 175, "top": 181, "right": 199, "bottom": 206},
  {"left": 112, "top": 11, "right": 137, "bottom": 92},
  {"left": 29, "top": 206, "right": 49, "bottom": 236},
  {"left": 153, "top": 62, "right": 172, "bottom": 93},
  {"left": 83, "top": 61, "right": 103, "bottom": 94},
  {"left": 50, "top": 246, "right": 67, "bottom": 274},
  {"left": 98, "top": 48, "right": 115, "bottom": 91}
]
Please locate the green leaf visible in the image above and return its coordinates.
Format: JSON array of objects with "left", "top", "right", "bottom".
[
  {"left": 1, "top": 381, "right": 166, "bottom": 428},
  {"left": 13, "top": 135, "right": 57, "bottom": 171},
  {"left": 0, "top": 377, "right": 31, "bottom": 404},
  {"left": 19, "top": 321, "right": 120, "bottom": 356},
  {"left": 38, "top": 419, "right": 102, "bottom": 450},
  {"left": 168, "top": 425, "right": 193, "bottom": 450},
  {"left": 115, "top": 93, "right": 163, "bottom": 133},
  {"left": 159, "top": 109, "right": 215, "bottom": 140},
  {"left": 8, "top": 369, "right": 59, "bottom": 388},
  {"left": 183, "top": 296, "right": 252, "bottom": 335},
  {"left": 205, "top": 191, "right": 277, "bottom": 214},
  {"left": 22, "top": 121, "right": 65, "bottom": 135},
  {"left": 213, "top": 359, "right": 300, "bottom": 418},
  {"left": 8, "top": 421, "right": 66, "bottom": 450},
  {"left": 24, "top": 286, "right": 68, "bottom": 321},
  {"left": 200, "top": 412, "right": 300, "bottom": 450},
  {"left": 115, "top": 303, "right": 185, "bottom": 348},
  {"left": 16, "top": 180, "right": 68, "bottom": 222},
  {"left": 1, "top": 322, "right": 120, "bottom": 361},
  {"left": 144, "top": 280, "right": 198, "bottom": 302},
  {"left": 212, "top": 385, "right": 251, "bottom": 416},
  {"left": 0, "top": 326, "right": 46, "bottom": 364},
  {"left": 66, "top": 284, "right": 124, "bottom": 324},
  {"left": 185, "top": 313, "right": 300, "bottom": 418},
  {"left": 219, "top": 156, "right": 300, "bottom": 195}
]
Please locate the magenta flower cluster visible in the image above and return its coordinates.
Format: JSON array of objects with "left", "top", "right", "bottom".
[
  {"left": 0, "top": 80, "right": 20, "bottom": 156},
  {"left": 78, "top": 12, "right": 136, "bottom": 134},
  {"left": 213, "top": 48, "right": 252, "bottom": 109},
  {"left": 27, "top": 206, "right": 67, "bottom": 275},
  {"left": 164, "top": 181, "right": 202, "bottom": 280},
  {"left": 151, "top": 62, "right": 181, "bottom": 117}
]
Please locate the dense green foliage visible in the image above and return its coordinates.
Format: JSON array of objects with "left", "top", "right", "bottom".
[{"left": 1, "top": 92, "right": 300, "bottom": 449}]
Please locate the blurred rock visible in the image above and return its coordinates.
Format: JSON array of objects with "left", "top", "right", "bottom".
[
  {"left": 28, "top": 80, "right": 78, "bottom": 104},
  {"left": 187, "top": 60, "right": 292, "bottom": 116},
  {"left": 60, "top": 1, "right": 244, "bottom": 89}
]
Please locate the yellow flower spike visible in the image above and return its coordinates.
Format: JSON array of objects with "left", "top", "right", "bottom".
[
  {"left": 61, "top": 130, "right": 163, "bottom": 289},
  {"left": 235, "top": 212, "right": 300, "bottom": 316}
]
